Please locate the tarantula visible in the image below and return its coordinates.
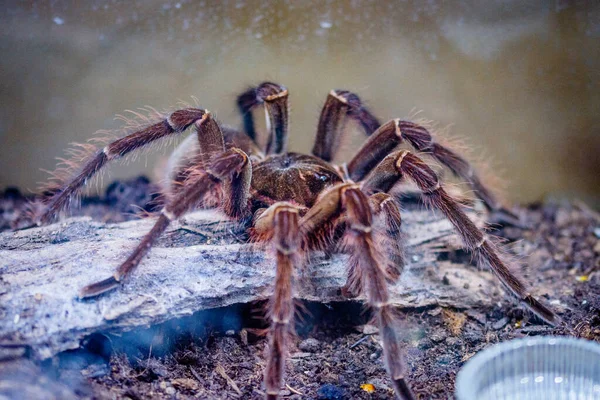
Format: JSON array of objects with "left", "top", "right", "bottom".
[{"left": 32, "top": 82, "right": 558, "bottom": 400}]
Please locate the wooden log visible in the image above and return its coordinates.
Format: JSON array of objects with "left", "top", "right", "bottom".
[{"left": 0, "top": 209, "right": 501, "bottom": 360}]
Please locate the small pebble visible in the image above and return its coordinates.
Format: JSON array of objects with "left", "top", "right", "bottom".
[
  {"left": 427, "top": 307, "right": 442, "bottom": 317},
  {"left": 80, "top": 363, "right": 110, "bottom": 378},
  {"left": 369, "top": 377, "right": 391, "bottom": 391},
  {"left": 492, "top": 317, "right": 509, "bottom": 330},
  {"left": 466, "top": 310, "right": 487, "bottom": 325},
  {"left": 225, "top": 330, "right": 235, "bottom": 336},
  {"left": 429, "top": 328, "right": 448, "bottom": 343},
  {"left": 445, "top": 337, "right": 460, "bottom": 346},
  {"left": 298, "top": 338, "right": 320, "bottom": 352},
  {"left": 593, "top": 227, "right": 600, "bottom": 238},
  {"left": 165, "top": 387, "right": 176, "bottom": 395}
]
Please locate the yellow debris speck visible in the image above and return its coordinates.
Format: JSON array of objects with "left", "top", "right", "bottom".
[
  {"left": 361, "top": 383, "right": 375, "bottom": 393},
  {"left": 515, "top": 320, "right": 522, "bottom": 328},
  {"left": 576, "top": 275, "right": 589, "bottom": 282}
]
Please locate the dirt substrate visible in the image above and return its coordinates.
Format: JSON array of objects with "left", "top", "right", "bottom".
[{"left": 1, "top": 178, "right": 599, "bottom": 399}]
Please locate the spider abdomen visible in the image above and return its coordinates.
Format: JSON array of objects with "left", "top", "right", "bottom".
[{"left": 251, "top": 152, "right": 343, "bottom": 207}]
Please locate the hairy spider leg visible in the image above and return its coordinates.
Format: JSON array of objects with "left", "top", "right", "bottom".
[
  {"left": 236, "top": 82, "right": 289, "bottom": 154},
  {"left": 344, "top": 192, "right": 406, "bottom": 298},
  {"left": 299, "top": 183, "right": 415, "bottom": 400},
  {"left": 78, "top": 171, "right": 217, "bottom": 298},
  {"left": 254, "top": 203, "right": 301, "bottom": 400},
  {"left": 361, "top": 150, "right": 559, "bottom": 326},
  {"left": 37, "top": 108, "right": 223, "bottom": 225},
  {"left": 312, "top": 90, "right": 381, "bottom": 162},
  {"left": 369, "top": 193, "right": 405, "bottom": 282},
  {"left": 207, "top": 148, "right": 252, "bottom": 219},
  {"left": 342, "top": 186, "right": 415, "bottom": 400},
  {"left": 79, "top": 145, "right": 252, "bottom": 299},
  {"left": 347, "top": 118, "right": 506, "bottom": 215}
]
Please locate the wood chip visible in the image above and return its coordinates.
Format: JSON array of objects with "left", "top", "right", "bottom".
[
  {"left": 171, "top": 378, "right": 199, "bottom": 391},
  {"left": 215, "top": 363, "right": 242, "bottom": 396}
]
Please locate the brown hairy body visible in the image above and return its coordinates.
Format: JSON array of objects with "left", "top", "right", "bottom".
[{"left": 28, "top": 82, "right": 559, "bottom": 400}]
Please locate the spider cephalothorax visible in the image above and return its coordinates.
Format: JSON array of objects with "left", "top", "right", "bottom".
[
  {"left": 252, "top": 153, "right": 343, "bottom": 207},
  {"left": 32, "top": 82, "right": 558, "bottom": 400}
]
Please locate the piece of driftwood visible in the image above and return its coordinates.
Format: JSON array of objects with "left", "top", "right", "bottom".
[{"left": 0, "top": 209, "right": 501, "bottom": 360}]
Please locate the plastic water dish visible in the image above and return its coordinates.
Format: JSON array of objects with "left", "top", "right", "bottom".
[{"left": 456, "top": 336, "right": 600, "bottom": 400}]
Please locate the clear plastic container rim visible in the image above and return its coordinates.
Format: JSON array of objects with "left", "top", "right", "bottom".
[{"left": 455, "top": 335, "right": 600, "bottom": 400}]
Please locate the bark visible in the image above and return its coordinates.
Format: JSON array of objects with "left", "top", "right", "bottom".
[{"left": 0, "top": 209, "right": 499, "bottom": 360}]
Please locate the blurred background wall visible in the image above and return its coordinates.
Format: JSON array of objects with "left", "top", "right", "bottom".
[{"left": 1, "top": 0, "right": 599, "bottom": 207}]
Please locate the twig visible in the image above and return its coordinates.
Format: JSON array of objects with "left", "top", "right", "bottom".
[
  {"left": 178, "top": 226, "right": 208, "bottom": 238},
  {"left": 349, "top": 335, "right": 369, "bottom": 349},
  {"left": 189, "top": 366, "right": 202, "bottom": 382},
  {"left": 131, "top": 342, "right": 153, "bottom": 378},
  {"left": 216, "top": 363, "right": 242, "bottom": 396},
  {"left": 286, "top": 383, "right": 303, "bottom": 395}
]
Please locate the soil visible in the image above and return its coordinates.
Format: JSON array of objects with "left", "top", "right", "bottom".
[{"left": 1, "top": 178, "right": 599, "bottom": 400}]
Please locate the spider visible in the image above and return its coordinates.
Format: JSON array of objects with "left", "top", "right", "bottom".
[{"left": 31, "top": 82, "right": 558, "bottom": 400}]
